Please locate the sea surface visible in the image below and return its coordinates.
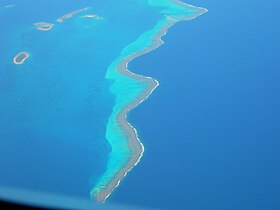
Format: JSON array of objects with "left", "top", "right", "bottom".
[{"left": 0, "top": 0, "right": 206, "bottom": 208}]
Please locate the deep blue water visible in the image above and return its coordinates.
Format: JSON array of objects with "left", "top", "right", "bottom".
[
  {"left": 0, "top": 0, "right": 112, "bottom": 198},
  {"left": 111, "top": 0, "right": 280, "bottom": 210}
]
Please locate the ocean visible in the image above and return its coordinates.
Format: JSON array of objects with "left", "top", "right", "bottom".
[{"left": 2, "top": 0, "right": 279, "bottom": 209}]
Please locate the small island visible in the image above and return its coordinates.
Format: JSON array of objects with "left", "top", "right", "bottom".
[
  {"left": 13, "top": 52, "right": 30, "bottom": 65},
  {"left": 34, "top": 22, "right": 54, "bottom": 31},
  {"left": 57, "top": 7, "right": 90, "bottom": 22}
]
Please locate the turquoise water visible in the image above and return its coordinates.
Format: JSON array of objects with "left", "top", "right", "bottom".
[{"left": 0, "top": 0, "right": 204, "bottom": 204}]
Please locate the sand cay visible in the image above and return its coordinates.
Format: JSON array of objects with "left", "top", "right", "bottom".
[
  {"left": 34, "top": 22, "right": 54, "bottom": 31},
  {"left": 13, "top": 52, "right": 30, "bottom": 65},
  {"left": 57, "top": 7, "right": 90, "bottom": 22}
]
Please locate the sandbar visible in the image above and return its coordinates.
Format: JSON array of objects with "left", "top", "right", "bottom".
[
  {"left": 81, "top": 14, "right": 103, "bottom": 20},
  {"left": 13, "top": 52, "right": 30, "bottom": 65},
  {"left": 5, "top": 4, "right": 15, "bottom": 8},
  {"left": 34, "top": 22, "right": 54, "bottom": 31},
  {"left": 57, "top": 7, "right": 90, "bottom": 22}
]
